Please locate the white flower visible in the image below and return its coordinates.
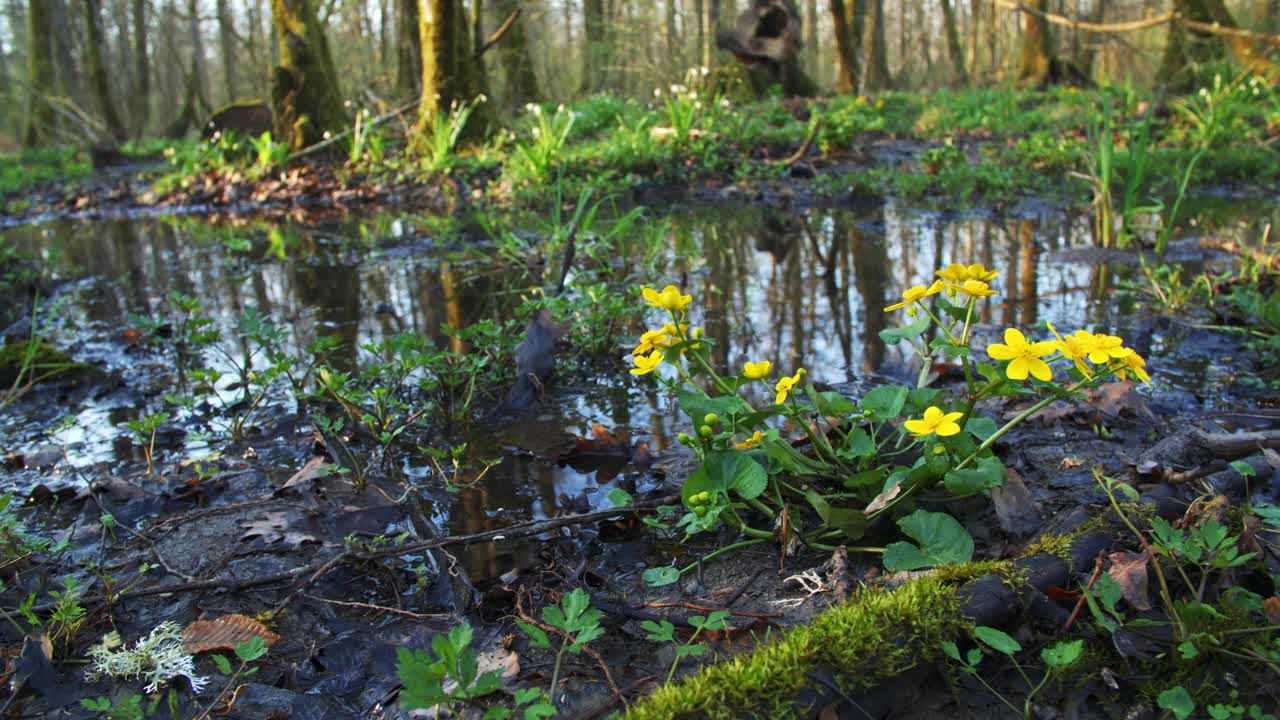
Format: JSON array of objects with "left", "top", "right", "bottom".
[
  {"left": 700, "top": 66, "right": 710, "bottom": 76},
  {"left": 689, "top": 91, "right": 698, "bottom": 100},
  {"left": 720, "top": 98, "right": 731, "bottom": 109},
  {"left": 654, "top": 88, "right": 663, "bottom": 97}
]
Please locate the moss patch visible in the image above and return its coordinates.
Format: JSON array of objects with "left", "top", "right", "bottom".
[
  {"left": 0, "top": 341, "right": 89, "bottom": 386},
  {"left": 625, "top": 576, "right": 968, "bottom": 720}
]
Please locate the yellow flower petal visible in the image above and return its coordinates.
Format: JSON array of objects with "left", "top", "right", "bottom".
[{"left": 743, "top": 361, "right": 772, "bottom": 380}]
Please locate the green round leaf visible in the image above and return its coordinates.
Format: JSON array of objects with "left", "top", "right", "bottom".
[
  {"left": 974, "top": 626, "right": 1021, "bottom": 656},
  {"left": 643, "top": 566, "right": 680, "bottom": 587}
]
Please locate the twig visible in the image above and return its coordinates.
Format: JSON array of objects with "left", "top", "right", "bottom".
[
  {"left": 779, "top": 117, "right": 821, "bottom": 167},
  {"left": 286, "top": 97, "right": 420, "bottom": 162},
  {"left": 640, "top": 601, "right": 782, "bottom": 619},
  {"left": 302, "top": 594, "right": 454, "bottom": 620},
  {"left": 515, "top": 600, "right": 623, "bottom": 703},
  {"left": 267, "top": 551, "right": 352, "bottom": 621},
  {"left": 474, "top": 6, "right": 522, "bottom": 59},
  {"left": 723, "top": 567, "right": 765, "bottom": 608},
  {"left": 1064, "top": 551, "right": 1106, "bottom": 630}
]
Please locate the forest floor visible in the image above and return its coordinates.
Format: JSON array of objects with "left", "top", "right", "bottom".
[{"left": 0, "top": 86, "right": 1279, "bottom": 719}]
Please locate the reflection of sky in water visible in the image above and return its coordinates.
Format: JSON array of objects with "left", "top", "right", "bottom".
[{"left": 2, "top": 201, "right": 1274, "bottom": 558}]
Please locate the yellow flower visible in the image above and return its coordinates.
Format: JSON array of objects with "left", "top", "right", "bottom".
[
  {"left": 987, "top": 328, "right": 1056, "bottom": 382},
  {"left": 633, "top": 327, "right": 671, "bottom": 356},
  {"left": 641, "top": 285, "right": 692, "bottom": 313},
  {"left": 903, "top": 406, "right": 965, "bottom": 438},
  {"left": 630, "top": 349, "right": 664, "bottom": 376},
  {"left": 1047, "top": 323, "right": 1094, "bottom": 378},
  {"left": 734, "top": 430, "right": 766, "bottom": 450},
  {"left": 1111, "top": 352, "right": 1151, "bottom": 385},
  {"left": 884, "top": 280, "right": 946, "bottom": 312},
  {"left": 774, "top": 368, "right": 806, "bottom": 404},
  {"left": 949, "top": 279, "right": 999, "bottom": 299},
  {"left": 742, "top": 361, "right": 772, "bottom": 380},
  {"left": 1084, "top": 333, "right": 1132, "bottom": 364},
  {"left": 936, "top": 263, "right": 999, "bottom": 284}
]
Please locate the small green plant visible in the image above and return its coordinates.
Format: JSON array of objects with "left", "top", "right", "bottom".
[
  {"left": 247, "top": 131, "right": 289, "bottom": 179},
  {"left": 512, "top": 103, "right": 576, "bottom": 183},
  {"left": 424, "top": 443, "right": 500, "bottom": 492},
  {"left": 347, "top": 108, "right": 387, "bottom": 169},
  {"left": 193, "top": 638, "right": 269, "bottom": 720},
  {"left": 417, "top": 96, "right": 485, "bottom": 172},
  {"left": 125, "top": 411, "right": 170, "bottom": 476},
  {"left": 516, "top": 588, "right": 604, "bottom": 706},
  {"left": 643, "top": 610, "right": 730, "bottom": 683},
  {"left": 396, "top": 623, "right": 552, "bottom": 718},
  {"left": 81, "top": 693, "right": 152, "bottom": 720},
  {"left": 942, "top": 627, "right": 1083, "bottom": 719}
]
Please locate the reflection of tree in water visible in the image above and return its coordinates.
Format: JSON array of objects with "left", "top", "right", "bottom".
[{"left": 841, "top": 209, "right": 887, "bottom": 376}]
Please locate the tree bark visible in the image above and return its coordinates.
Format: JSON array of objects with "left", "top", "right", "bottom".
[
  {"left": 217, "top": 0, "right": 237, "bottom": 101},
  {"left": 417, "top": 0, "right": 491, "bottom": 137},
  {"left": 188, "top": 0, "right": 208, "bottom": 111},
  {"left": 1017, "top": 0, "right": 1053, "bottom": 87},
  {"left": 23, "top": 0, "right": 57, "bottom": 146},
  {"left": 270, "top": 0, "right": 346, "bottom": 148},
  {"left": 82, "top": 0, "right": 128, "bottom": 141},
  {"left": 580, "top": 0, "right": 612, "bottom": 93},
  {"left": 1158, "top": 0, "right": 1276, "bottom": 90},
  {"left": 131, "top": 0, "right": 150, "bottom": 137},
  {"left": 940, "top": 0, "right": 968, "bottom": 85},
  {"left": 496, "top": 0, "right": 539, "bottom": 110},
  {"left": 861, "top": 0, "right": 890, "bottom": 91},
  {"left": 829, "top": 0, "right": 862, "bottom": 93},
  {"left": 396, "top": 0, "right": 421, "bottom": 97}
]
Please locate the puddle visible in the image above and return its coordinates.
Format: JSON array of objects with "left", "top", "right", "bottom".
[{"left": 2, "top": 198, "right": 1275, "bottom": 583}]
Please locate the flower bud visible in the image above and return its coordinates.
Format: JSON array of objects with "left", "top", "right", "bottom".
[
  {"left": 691, "top": 327, "right": 705, "bottom": 339},
  {"left": 703, "top": 413, "right": 720, "bottom": 426},
  {"left": 677, "top": 432, "right": 693, "bottom": 445},
  {"left": 698, "top": 425, "right": 713, "bottom": 438}
]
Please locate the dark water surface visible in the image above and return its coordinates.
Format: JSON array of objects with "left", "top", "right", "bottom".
[{"left": 2, "top": 197, "right": 1274, "bottom": 582}]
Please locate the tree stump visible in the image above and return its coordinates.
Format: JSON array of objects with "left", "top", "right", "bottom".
[{"left": 715, "top": 0, "right": 817, "bottom": 97}]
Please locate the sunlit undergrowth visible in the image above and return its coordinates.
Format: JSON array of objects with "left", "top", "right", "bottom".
[
  {"left": 128, "top": 80, "right": 1280, "bottom": 215},
  {"left": 0, "top": 147, "right": 92, "bottom": 197}
]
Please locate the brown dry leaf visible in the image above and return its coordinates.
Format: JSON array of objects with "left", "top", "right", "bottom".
[
  {"left": 279, "top": 456, "right": 334, "bottom": 489},
  {"left": 864, "top": 484, "right": 902, "bottom": 515},
  {"left": 182, "top": 614, "right": 281, "bottom": 655},
  {"left": 239, "top": 512, "right": 321, "bottom": 548},
  {"left": 1091, "top": 381, "right": 1157, "bottom": 423},
  {"left": 992, "top": 468, "right": 1042, "bottom": 538},
  {"left": 1107, "top": 551, "right": 1152, "bottom": 611},
  {"left": 1264, "top": 597, "right": 1280, "bottom": 625}
]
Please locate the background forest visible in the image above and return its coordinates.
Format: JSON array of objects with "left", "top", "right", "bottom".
[{"left": 3, "top": 0, "right": 1279, "bottom": 150}]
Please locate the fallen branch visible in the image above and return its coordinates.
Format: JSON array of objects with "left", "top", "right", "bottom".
[
  {"left": 474, "top": 6, "right": 522, "bottom": 59},
  {"left": 640, "top": 601, "right": 782, "bottom": 619}
]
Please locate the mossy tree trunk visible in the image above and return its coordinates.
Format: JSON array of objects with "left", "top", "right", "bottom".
[
  {"left": 217, "top": 0, "right": 238, "bottom": 101},
  {"left": 495, "top": 0, "right": 539, "bottom": 110},
  {"left": 1017, "top": 0, "right": 1053, "bottom": 87},
  {"left": 861, "top": 0, "right": 891, "bottom": 92},
  {"left": 417, "top": 0, "right": 492, "bottom": 138},
  {"left": 269, "top": 0, "right": 345, "bottom": 149},
  {"left": 82, "top": 0, "right": 127, "bottom": 141},
  {"left": 940, "top": 0, "right": 968, "bottom": 85},
  {"left": 829, "top": 0, "right": 864, "bottom": 93},
  {"left": 395, "top": 0, "right": 421, "bottom": 97},
  {"left": 580, "top": 0, "right": 613, "bottom": 94},
  {"left": 23, "top": 0, "right": 57, "bottom": 146}
]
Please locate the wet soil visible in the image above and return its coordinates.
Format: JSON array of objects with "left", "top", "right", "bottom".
[{"left": 1, "top": 194, "right": 1278, "bottom": 718}]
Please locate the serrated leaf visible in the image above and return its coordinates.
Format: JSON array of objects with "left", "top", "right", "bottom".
[
  {"left": 943, "top": 456, "right": 1006, "bottom": 496},
  {"left": 515, "top": 620, "right": 550, "bottom": 649},
  {"left": 1041, "top": 639, "right": 1083, "bottom": 669},
  {"left": 882, "top": 510, "right": 974, "bottom": 571},
  {"left": 643, "top": 566, "right": 680, "bottom": 587},
  {"left": 607, "top": 488, "right": 633, "bottom": 507},
  {"left": 212, "top": 654, "right": 233, "bottom": 675},
  {"left": 1157, "top": 686, "right": 1195, "bottom": 720}
]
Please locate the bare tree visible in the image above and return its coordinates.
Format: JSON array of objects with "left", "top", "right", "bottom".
[
  {"left": 23, "top": 0, "right": 56, "bottom": 145},
  {"left": 82, "top": 0, "right": 127, "bottom": 140}
]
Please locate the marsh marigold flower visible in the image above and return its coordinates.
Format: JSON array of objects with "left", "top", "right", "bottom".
[
  {"left": 1111, "top": 352, "right": 1151, "bottom": 385},
  {"left": 884, "top": 280, "right": 945, "bottom": 312},
  {"left": 936, "top": 263, "right": 999, "bottom": 284},
  {"left": 1083, "top": 332, "right": 1132, "bottom": 364},
  {"left": 742, "top": 361, "right": 772, "bottom": 380},
  {"left": 949, "top": 279, "right": 999, "bottom": 299},
  {"left": 774, "top": 368, "right": 806, "bottom": 404},
  {"left": 987, "top": 328, "right": 1056, "bottom": 382},
  {"left": 642, "top": 285, "right": 692, "bottom": 313},
  {"left": 630, "top": 350, "right": 664, "bottom": 376},
  {"left": 735, "top": 430, "right": 766, "bottom": 450},
  {"left": 904, "top": 406, "right": 964, "bottom": 438},
  {"left": 1047, "top": 323, "right": 1095, "bottom": 378},
  {"left": 633, "top": 327, "right": 671, "bottom": 356}
]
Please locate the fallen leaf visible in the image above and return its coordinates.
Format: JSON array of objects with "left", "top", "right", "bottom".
[
  {"left": 1263, "top": 448, "right": 1280, "bottom": 472},
  {"left": 864, "top": 484, "right": 902, "bottom": 515},
  {"left": 239, "top": 512, "right": 321, "bottom": 548},
  {"left": 1264, "top": 597, "right": 1280, "bottom": 625},
  {"left": 1045, "top": 586, "right": 1080, "bottom": 605},
  {"left": 182, "top": 614, "right": 280, "bottom": 655},
  {"left": 1107, "top": 551, "right": 1152, "bottom": 611},
  {"left": 991, "top": 468, "right": 1042, "bottom": 538},
  {"left": 279, "top": 456, "right": 334, "bottom": 489}
]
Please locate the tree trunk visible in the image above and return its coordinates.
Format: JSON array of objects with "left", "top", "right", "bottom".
[
  {"left": 580, "top": 0, "right": 612, "bottom": 93},
  {"left": 23, "top": 0, "right": 56, "bottom": 146},
  {"left": 496, "top": 0, "right": 539, "bottom": 110},
  {"left": 270, "top": 0, "right": 345, "bottom": 148},
  {"left": 217, "top": 0, "right": 237, "bottom": 101},
  {"left": 940, "top": 0, "right": 968, "bottom": 85},
  {"left": 1017, "top": 0, "right": 1053, "bottom": 87},
  {"left": 82, "top": 0, "right": 128, "bottom": 140},
  {"left": 131, "top": 0, "right": 150, "bottom": 137},
  {"left": 861, "top": 0, "right": 890, "bottom": 91},
  {"left": 417, "top": 0, "right": 491, "bottom": 137},
  {"left": 396, "top": 0, "right": 421, "bottom": 97},
  {"left": 805, "top": 0, "right": 817, "bottom": 77},
  {"left": 1158, "top": 0, "right": 1276, "bottom": 90},
  {"left": 829, "top": 0, "right": 862, "bottom": 93},
  {"left": 188, "top": 0, "right": 208, "bottom": 111}
]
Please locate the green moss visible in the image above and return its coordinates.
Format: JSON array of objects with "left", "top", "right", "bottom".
[
  {"left": 625, "top": 576, "right": 968, "bottom": 720},
  {"left": 1021, "top": 532, "right": 1076, "bottom": 561},
  {"left": 0, "top": 341, "right": 88, "bottom": 386}
]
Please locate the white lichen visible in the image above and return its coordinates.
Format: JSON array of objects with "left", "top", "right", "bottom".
[{"left": 85, "top": 622, "right": 208, "bottom": 694}]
